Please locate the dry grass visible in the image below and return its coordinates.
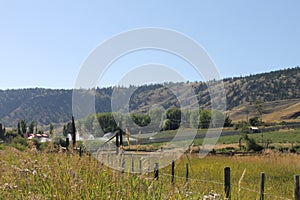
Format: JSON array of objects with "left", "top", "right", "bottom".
[
  {"left": 228, "top": 99, "right": 300, "bottom": 122},
  {"left": 0, "top": 146, "right": 299, "bottom": 199}
]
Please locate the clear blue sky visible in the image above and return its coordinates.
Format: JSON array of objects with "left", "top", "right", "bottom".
[{"left": 0, "top": 0, "right": 300, "bottom": 89}]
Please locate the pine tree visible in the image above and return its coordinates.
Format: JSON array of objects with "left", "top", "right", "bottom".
[
  {"left": 17, "top": 122, "right": 21, "bottom": 135},
  {"left": 0, "top": 123, "right": 4, "bottom": 140},
  {"left": 20, "top": 120, "right": 27, "bottom": 134},
  {"left": 71, "top": 116, "right": 76, "bottom": 148}
]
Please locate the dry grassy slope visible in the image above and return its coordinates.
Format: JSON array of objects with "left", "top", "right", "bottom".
[{"left": 227, "top": 98, "right": 300, "bottom": 122}]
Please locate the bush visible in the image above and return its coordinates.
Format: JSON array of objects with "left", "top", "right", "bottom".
[
  {"left": 12, "top": 136, "right": 28, "bottom": 146},
  {"left": 11, "top": 136, "right": 28, "bottom": 151},
  {"left": 32, "top": 139, "right": 50, "bottom": 151},
  {"left": 268, "top": 146, "right": 275, "bottom": 150},
  {"left": 244, "top": 135, "right": 263, "bottom": 152},
  {"left": 11, "top": 143, "right": 27, "bottom": 151},
  {"left": 54, "top": 137, "right": 67, "bottom": 148},
  {"left": 39, "top": 142, "right": 50, "bottom": 151}
]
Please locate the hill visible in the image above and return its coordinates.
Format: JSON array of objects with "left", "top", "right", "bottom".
[
  {"left": 227, "top": 98, "right": 300, "bottom": 122},
  {"left": 1, "top": 67, "right": 300, "bottom": 126}
]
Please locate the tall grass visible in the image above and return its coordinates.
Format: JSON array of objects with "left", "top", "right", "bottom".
[{"left": 0, "top": 147, "right": 299, "bottom": 199}]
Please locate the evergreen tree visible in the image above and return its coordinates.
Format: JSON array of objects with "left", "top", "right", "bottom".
[
  {"left": 0, "top": 123, "right": 4, "bottom": 140},
  {"left": 50, "top": 123, "right": 54, "bottom": 136},
  {"left": 17, "top": 122, "right": 21, "bottom": 135},
  {"left": 63, "top": 125, "right": 67, "bottom": 137},
  {"left": 28, "top": 121, "right": 35, "bottom": 134},
  {"left": 20, "top": 120, "right": 27, "bottom": 134},
  {"left": 71, "top": 116, "right": 76, "bottom": 147}
]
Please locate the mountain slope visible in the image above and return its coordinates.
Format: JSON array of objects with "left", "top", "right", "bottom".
[
  {"left": 227, "top": 99, "right": 300, "bottom": 122},
  {"left": 0, "top": 67, "right": 300, "bottom": 126}
]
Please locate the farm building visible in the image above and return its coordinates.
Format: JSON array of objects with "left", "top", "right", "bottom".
[{"left": 250, "top": 126, "right": 260, "bottom": 133}]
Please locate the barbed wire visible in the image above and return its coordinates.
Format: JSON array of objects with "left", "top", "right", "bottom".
[
  {"left": 160, "top": 172, "right": 223, "bottom": 185},
  {"left": 98, "top": 154, "right": 294, "bottom": 199},
  {"left": 158, "top": 172, "right": 291, "bottom": 200}
]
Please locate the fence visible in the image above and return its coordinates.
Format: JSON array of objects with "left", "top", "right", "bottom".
[
  {"left": 116, "top": 156, "right": 300, "bottom": 200},
  {"left": 156, "top": 161, "right": 300, "bottom": 200}
]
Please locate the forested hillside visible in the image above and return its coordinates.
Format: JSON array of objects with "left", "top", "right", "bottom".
[{"left": 0, "top": 67, "right": 300, "bottom": 126}]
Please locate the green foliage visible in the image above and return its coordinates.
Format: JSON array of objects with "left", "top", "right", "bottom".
[
  {"left": 224, "top": 114, "right": 233, "bottom": 127},
  {"left": 130, "top": 113, "right": 151, "bottom": 127},
  {"left": 0, "top": 123, "right": 5, "bottom": 140},
  {"left": 63, "top": 122, "right": 74, "bottom": 137},
  {"left": 80, "top": 108, "right": 233, "bottom": 135},
  {"left": 4, "top": 129, "right": 18, "bottom": 142},
  {"left": 243, "top": 134, "right": 263, "bottom": 152},
  {"left": 96, "top": 112, "right": 118, "bottom": 134},
  {"left": 49, "top": 123, "right": 54, "bottom": 136},
  {"left": 17, "top": 122, "right": 21, "bottom": 135},
  {"left": 20, "top": 120, "right": 27, "bottom": 134},
  {"left": 11, "top": 136, "right": 28, "bottom": 151},
  {"left": 32, "top": 138, "right": 41, "bottom": 150},
  {"left": 71, "top": 116, "right": 76, "bottom": 147},
  {"left": 149, "top": 108, "right": 165, "bottom": 128},
  {"left": 32, "top": 139, "right": 49, "bottom": 151},
  {"left": 161, "top": 119, "right": 171, "bottom": 131},
  {"left": 249, "top": 116, "right": 261, "bottom": 126},
  {"left": 199, "top": 110, "right": 211, "bottom": 129},
  {"left": 28, "top": 121, "right": 35, "bottom": 134},
  {"left": 0, "top": 143, "right": 5, "bottom": 150},
  {"left": 54, "top": 137, "right": 67, "bottom": 148},
  {"left": 164, "top": 108, "right": 181, "bottom": 130},
  {"left": 254, "top": 100, "right": 263, "bottom": 118},
  {"left": 0, "top": 149, "right": 298, "bottom": 199},
  {"left": 234, "top": 120, "right": 250, "bottom": 133},
  {"left": 189, "top": 109, "right": 200, "bottom": 129}
]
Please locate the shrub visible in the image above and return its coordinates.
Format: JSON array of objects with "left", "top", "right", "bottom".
[
  {"left": 32, "top": 139, "right": 50, "bottom": 151},
  {"left": 12, "top": 136, "right": 28, "bottom": 146},
  {"left": 11, "top": 136, "right": 28, "bottom": 151},
  {"left": 244, "top": 135, "right": 263, "bottom": 152},
  {"left": 54, "top": 137, "right": 67, "bottom": 148}
]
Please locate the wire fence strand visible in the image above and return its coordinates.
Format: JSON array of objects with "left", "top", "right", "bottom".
[{"left": 157, "top": 171, "right": 291, "bottom": 200}]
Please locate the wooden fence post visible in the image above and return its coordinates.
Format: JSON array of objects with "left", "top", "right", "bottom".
[
  {"left": 66, "top": 137, "right": 69, "bottom": 150},
  {"left": 148, "top": 160, "right": 150, "bottom": 177},
  {"left": 186, "top": 163, "right": 189, "bottom": 182},
  {"left": 154, "top": 163, "right": 159, "bottom": 180},
  {"left": 119, "top": 128, "right": 123, "bottom": 146},
  {"left": 139, "top": 158, "right": 142, "bottom": 174},
  {"left": 131, "top": 155, "right": 134, "bottom": 173},
  {"left": 224, "top": 167, "right": 231, "bottom": 199},
  {"left": 116, "top": 131, "right": 119, "bottom": 155},
  {"left": 260, "top": 172, "right": 265, "bottom": 200},
  {"left": 295, "top": 175, "right": 300, "bottom": 200},
  {"left": 171, "top": 160, "right": 175, "bottom": 184},
  {"left": 79, "top": 146, "right": 82, "bottom": 157},
  {"left": 121, "top": 158, "right": 125, "bottom": 173}
]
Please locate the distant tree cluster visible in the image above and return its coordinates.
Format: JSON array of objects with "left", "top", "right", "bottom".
[
  {"left": 78, "top": 108, "right": 233, "bottom": 137},
  {"left": 225, "top": 66, "right": 300, "bottom": 109},
  {"left": 0, "top": 119, "right": 47, "bottom": 143}
]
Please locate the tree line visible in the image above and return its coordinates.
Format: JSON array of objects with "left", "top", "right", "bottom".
[{"left": 77, "top": 108, "right": 232, "bottom": 138}]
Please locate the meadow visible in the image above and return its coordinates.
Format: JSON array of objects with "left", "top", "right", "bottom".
[
  {"left": 0, "top": 146, "right": 299, "bottom": 199},
  {"left": 127, "top": 129, "right": 300, "bottom": 153}
]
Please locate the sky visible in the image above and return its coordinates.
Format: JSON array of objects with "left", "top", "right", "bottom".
[{"left": 0, "top": 0, "right": 300, "bottom": 89}]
